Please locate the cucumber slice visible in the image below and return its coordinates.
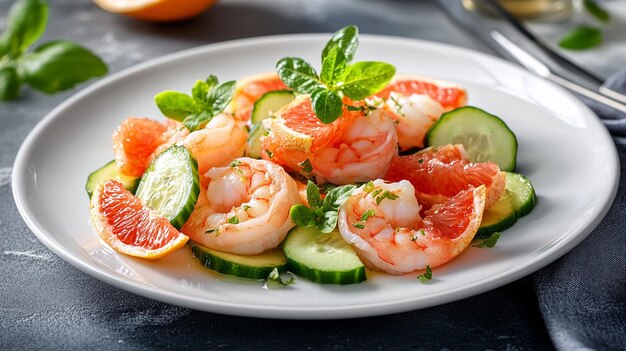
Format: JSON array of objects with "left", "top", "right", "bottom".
[
  {"left": 426, "top": 106, "right": 518, "bottom": 172},
  {"left": 283, "top": 227, "right": 366, "bottom": 285},
  {"left": 250, "top": 89, "right": 295, "bottom": 125},
  {"left": 245, "top": 122, "right": 268, "bottom": 159},
  {"left": 85, "top": 160, "right": 139, "bottom": 198},
  {"left": 475, "top": 172, "right": 536, "bottom": 239},
  {"left": 135, "top": 145, "right": 200, "bottom": 229},
  {"left": 191, "top": 242, "right": 287, "bottom": 280},
  {"left": 476, "top": 191, "right": 517, "bottom": 239},
  {"left": 506, "top": 172, "right": 537, "bottom": 217}
]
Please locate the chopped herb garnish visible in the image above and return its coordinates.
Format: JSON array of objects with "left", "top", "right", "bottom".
[
  {"left": 353, "top": 223, "right": 365, "bottom": 229},
  {"left": 227, "top": 215, "right": 240, "bottom": 224},
  {"left": 417, "top": 265, "right": 432, "bottom": 283},
  {"left": 267, "top": 268, "right": 296, "bottom": 286},
  {"left": 265, "top": 149, "right": 274, "bottom": 158},
  {"left": 360, "top": 209, "right": 376, "bottom": 221},
  {"left": 371, "top": 188, "right": 383, "bottom": 198},
  {"left": 473, "top": 232, "right": 500, "bottom": 248},
  {"left": 389, "top": 95, "right": 405, "bottom": 116},
  {"left": 299, "top": 159, "right": 313, "bottom": 173},
  {"left": 363, "top": 181, "right": 375, "bottom": 194},
  {"left": 418, "top": 159, "right": 424, "bottom": 164},
  {"left": 205, "top": 227, "right": 221, "bottom": 236},
  {"left": 242, "top": 205, "right": 251, "bottom": 211},
  {"left": 346, "top": 104, "right": 377, "bottom": 115},
  {"left": 229, "top": 160, "right": 242, "bottom": 167},
  {"left": 375, "top": 190, "right": 399, "bottom": 205},
  {"left": 410, "top": 229, "right": 425, "bottom": 241}
]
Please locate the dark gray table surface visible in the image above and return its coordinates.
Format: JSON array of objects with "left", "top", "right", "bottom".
[{"left": 0, "top": 0, "right": 557, "bottom": 349}]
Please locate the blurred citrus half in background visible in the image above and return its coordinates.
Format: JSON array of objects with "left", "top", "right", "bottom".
[{"left": 93, "top": 0, "right": 218, "bottom": 22}]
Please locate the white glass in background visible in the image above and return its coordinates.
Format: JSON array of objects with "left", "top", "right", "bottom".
[{"left": 463, "top": 0, "right": 574, "bottom": 21}]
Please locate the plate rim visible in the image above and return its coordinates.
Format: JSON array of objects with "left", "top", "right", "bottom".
[{"left": 12, "top": 33, "right": 621, "bottom": 319}]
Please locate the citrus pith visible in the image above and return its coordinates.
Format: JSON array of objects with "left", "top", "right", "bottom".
[{"left": 90, "top": 180, "right": 189, "bottom": 260}]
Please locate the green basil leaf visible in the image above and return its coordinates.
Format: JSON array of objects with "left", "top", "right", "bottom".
[
  {"left": 192, "top": 80, "right": 209, "bottom": 103},
  {"left": 558, "top": 26, "right": 603, "bottom": 51},
  {"left": 320, "top": 46, "right": 346, "bottom": 86},
  {"left": 154, "top": 91, "right": 198, "bottom": 121},
  {"left": 322, "top": 184, "right": 356, "bottom": 213},
  {"left": 192, "top": 75, "right": 219, "bottom": 103},
  {"left": 322, "top": 25, "right": 359, "bottom": 64},
  {"left": 206, "top": 80, "right": 236, "bottom": 115},
  {"left": 311, "top": 88, "right": 343, "bottom": 124},
  {"left": 289, "top": 204, "right": 317, "bottom": 227},
  {"left": 318, "top": 211, "right": 338, "bottom": 233},
  {"left": 276, "top": 57, "right": 322, "bottom": 94},
  {"left": 183, "top": 110, "right": 213, "bottom": 132},
  {"left": 204, "top": 75, "right": 219, "bottom": 91},
  {"left": 306, "top": 180, "right": 323, "bottom": 209},
  {"left": 584, "top": 0, "right": 610, "bottom": 23},
  {"left": 0, "top": 66, "right": 21, "bottom": 101},
  {"left": 340, "top": 61, "right": 396, "bottom": 100},
  {"left": 21, "top": 40, "right": 107, "bottom": 94},
  {"left": 0, "top": 0, "right": 48, "bottom": 58}
]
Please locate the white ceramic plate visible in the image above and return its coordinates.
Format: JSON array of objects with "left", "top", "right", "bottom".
[{"left": 13, "top": 35, "right": 619, "bottom": 319}]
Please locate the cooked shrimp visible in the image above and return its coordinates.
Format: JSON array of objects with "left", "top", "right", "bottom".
[
  {"left": 377, "top": 92, "right": 445, "bottom": 150},
  {"left": 180, "top": 157, "right": 301, "bottom": 255},
  {"left": 179, "top": 113, "right": 247, "bottom": 185},
  {"left": 151, "top": 113, "right": 247, "bottom": 186},
  {"left": 263, "top": 108, "right": 398, "bottom": 185},
  {"left": 337, "top": 179, "right": 486, "bottom": 275}
]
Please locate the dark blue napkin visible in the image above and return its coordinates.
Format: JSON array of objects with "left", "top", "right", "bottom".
[{"left": 533, "top": 70, "right": 626, "bottom": 350}]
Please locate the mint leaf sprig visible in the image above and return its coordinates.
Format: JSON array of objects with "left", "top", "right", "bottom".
[
  {"left": 290, "top": 180, "right": 356, "bottom": 233},
  {"left": 276, "top": 25, "right": 396, "bottom": 124},
  {"left": 0, "top": 0, "right": 107, "bottom": 101},
  {"left": 154, "top": 75, "right": 236, "bottom": 132}
]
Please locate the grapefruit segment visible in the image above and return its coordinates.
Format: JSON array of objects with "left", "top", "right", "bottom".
[
  {"left": 271, "top": 95, "right": 358, "bottom": 151},
  {"left": 421, "top": 185, "right": 486, "bottom": 267},
  {"left": 385, "top": 144, "right": 505, "bottom": 209},
  {"left": 375, "top": 75, "right": 467, "bottom": 111},
  {"left": 112, "top": 117, "right": 170, "bottom": 177},
  {"left": 90, "top": 180, "right": 189, "bottom": 260},
  {"left": 266, "top": 118, "right": 314, "bottom": 153}
]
